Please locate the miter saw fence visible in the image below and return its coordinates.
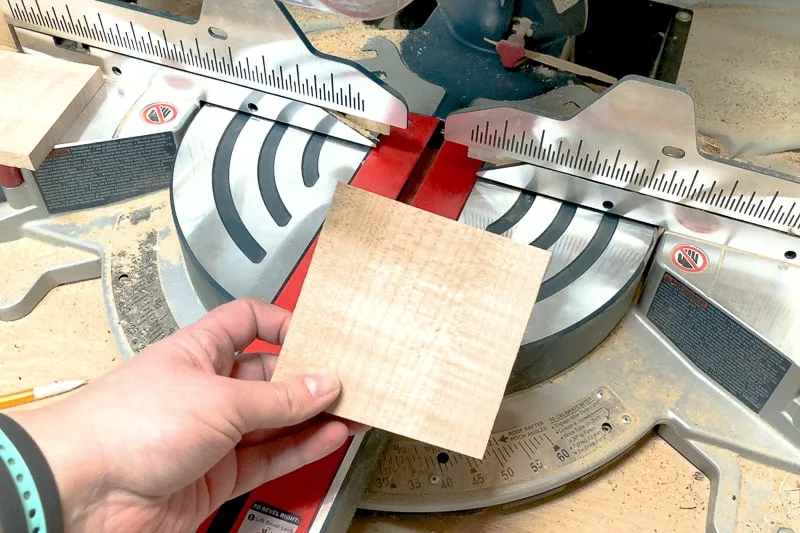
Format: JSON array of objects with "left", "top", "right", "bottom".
[{"left": 1, "top": 1, "right": 799, "bottom": 532}]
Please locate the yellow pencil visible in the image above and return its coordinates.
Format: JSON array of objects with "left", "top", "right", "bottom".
[{"left": 0, "top": 380, "right": 86, "bottom": 409}]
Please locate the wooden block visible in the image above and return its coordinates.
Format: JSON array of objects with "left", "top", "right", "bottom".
[
  {"left": 0, "top": 18, "right": 18, "bottom": 52},
  {"left": 272, "top": 183, "right": 551, "bottom": 458},
  {"left": 0, "top": 51, "right": 103, "bottom": 170}
]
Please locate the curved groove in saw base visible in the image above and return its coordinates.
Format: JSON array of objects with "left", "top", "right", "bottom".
[
  {"left": 172, "top": 105, "right": 369, "bottom": 303},
  {"left": 486, "top": 192, "right": 535, "bottom": 236},
  {"left": 258, "top": 122, "right": 292, "bottom": 227},
  {"left": 531, "top": 202, "right": 577, "bottom": 250},
  {"left": 213, "top": 113, "right": 267, "bottom": 264},
  {"left": 458, "top": 179, "right": 656, "bottom": 391},
  {"left": 537, "top": 215, "right": 619, "bottom": 301},
  {"left": 302, "top": 133, "right": 326, "bottom": 188}
]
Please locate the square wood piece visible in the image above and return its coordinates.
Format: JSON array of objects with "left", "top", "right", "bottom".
[{"left": 271, "top": 183, "right": 551, "bottom": 458}]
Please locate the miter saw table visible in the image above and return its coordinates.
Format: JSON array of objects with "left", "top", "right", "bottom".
[{"left": 0, "top": 0, "right": 799, "bottom": 532}]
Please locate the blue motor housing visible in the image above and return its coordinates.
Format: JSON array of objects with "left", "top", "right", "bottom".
[{"left": 399, "top": 0, "right": 588, "bottom": 116}]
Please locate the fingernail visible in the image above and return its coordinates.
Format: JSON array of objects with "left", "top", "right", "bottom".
[{"left": 304, "top": 373, "right": 339, "bottom": 398}]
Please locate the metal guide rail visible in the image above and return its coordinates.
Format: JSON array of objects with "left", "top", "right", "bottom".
[
  {"left": 1, "top": 0, "right": 408, "bottom": 127},
  {"left": 444, "top": 76, "right": 800, "bottom": 235}
]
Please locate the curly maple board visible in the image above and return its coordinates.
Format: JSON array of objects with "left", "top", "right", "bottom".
[{"left": 272, "top": 183, "right": 551, "bottom": 458}]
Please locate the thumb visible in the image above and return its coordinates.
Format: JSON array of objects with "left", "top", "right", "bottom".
[{"left": 224, "top": 373, "right": 342, "bottom": 433}]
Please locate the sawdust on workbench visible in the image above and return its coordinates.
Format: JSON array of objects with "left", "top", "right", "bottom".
[
  {"left": 0, "top": 189, "right": 171, "bottom": 377},
  {"left": 285, "top": 5, "right": 408, "bottom": 60},
  {"left": 735, "top": 452, "right": 800, "bottom": 531},
  {"left": 49, "top": 189, "right": 169, "bottom": 247},
  {"left": 0, "top": 238, "right": 95, "bottom": 307},
  {"left": 90, "top": 194, "right": 171, "bottom": 271},
  {"left": 0, "top": 279, "right": 118, "bottom": 396},
  {"left": 678, "top": 4, "right": 800, "bottom": 176}
]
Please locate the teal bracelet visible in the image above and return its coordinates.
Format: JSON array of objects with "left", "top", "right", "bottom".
[
  {"left": 0, "top": 428, "right": 47, "bottom": 533},
  {"left": 0, "top": 413, "right": 62, "bottom": 533}
]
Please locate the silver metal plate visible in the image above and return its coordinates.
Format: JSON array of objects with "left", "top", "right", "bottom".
[
  {"left": 479, "top": 162, "right": 800, "bottom": 265},
  {"left": 172, "top": 104, "right": 369, "bottom": 303},
  {"left": 15, "top": 28, "right": 376, "bottom": 147},
  {"left": 367, "top": 387, "right": 632, "bottom": 499},
  {"left": 460, "top": 180, "right": 654, "bottom": 352},
  {"left": 358, "top": 36, "right": 445, "bottom": 117},
  {"left": 2, "top": 0, "right": 408, "bottom": 127},
  {"left": 445, "top": 76, "right": 800, "bottom": 235}
]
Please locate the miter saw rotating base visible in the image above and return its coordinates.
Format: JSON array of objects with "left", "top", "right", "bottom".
[
  {"left": 171, "top": 105, "right": 370, "bottom": 307},
  {"left": 89, "top": 107, "right": 800, "bottom": 532},
  {"left": 2, "top": 95, "right": 798, "bottom": 532},
  {"left": 169, "top": 104, "right": 657, "bottom": 392},
  {"left": 362, "top": 231, "right": 800, "bottom": 519},
  {"left": 105, "top": 101, "right": 799, "bottom": 532}
]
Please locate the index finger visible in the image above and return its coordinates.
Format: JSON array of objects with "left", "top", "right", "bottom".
[{"left": 171, "top": 298, "right": 291, "bottom": 374}]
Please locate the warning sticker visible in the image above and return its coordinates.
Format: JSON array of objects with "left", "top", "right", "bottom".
[
  {"left": 141, "top": 102, "right": 178, "bottom": 125},
  {"left": 34, "top": 133, "right": 176, "bottom": 214},
  {"left": 237, "top": 502, "right": 300, "bottom": 533},
  {"left": 647, "top": 273, "right": 791, "bottom": 413},
  {"left": 670, "top": 244, "right": 709, "bottom": 274}
]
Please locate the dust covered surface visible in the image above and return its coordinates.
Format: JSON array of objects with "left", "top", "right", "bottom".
[
  {"left": 678, "top": 4, "right": 800, "bottom": 177},
  {"left": 0, "top": 279, "right": 118, "bottom": 395},
  {"left": 286, "top": 5, "right": 408, "bottom": 60},
  {"left": 0, "top": 238, "right": 95, "bottom": 307},
  {"left": 735, "top": 452, "right": 800, "bottom": 532},
  {"left": 109, "top": 206, "right": 179, "bottom": 354}
]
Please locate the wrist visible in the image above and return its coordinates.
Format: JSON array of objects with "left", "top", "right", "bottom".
[
  {"left": 0, "top": 411, "right": 64, "bottom": 533},
  {"left": 6, "top": 404, "right": 109, "bottom": 532}
]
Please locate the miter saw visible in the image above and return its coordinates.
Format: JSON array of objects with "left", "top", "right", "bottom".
[{"left": 0, "top": 1, "right": 798, "bottom": 532}]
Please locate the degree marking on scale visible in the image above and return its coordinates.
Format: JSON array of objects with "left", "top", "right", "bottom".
[
  {"left": 7, "top": 1, "right": 370, "bottom": 114},
  {"left": 457, "top": 109, "right": 800, "bottom": 231}
]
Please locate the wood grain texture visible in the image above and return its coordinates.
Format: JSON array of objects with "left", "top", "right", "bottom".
[
  {"left": 0, "top": 18, "right": 17, "bottom": 52},
  {"left": 272, "top": 183, "right": 551, "bottom": 458},
  {"left": 0, "top": 51, "right": 103, "bottom": 170}
]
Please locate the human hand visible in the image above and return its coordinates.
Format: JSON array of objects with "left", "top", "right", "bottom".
[{"left": 9, "top": 298, "right": 355, "bottom": 533}]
